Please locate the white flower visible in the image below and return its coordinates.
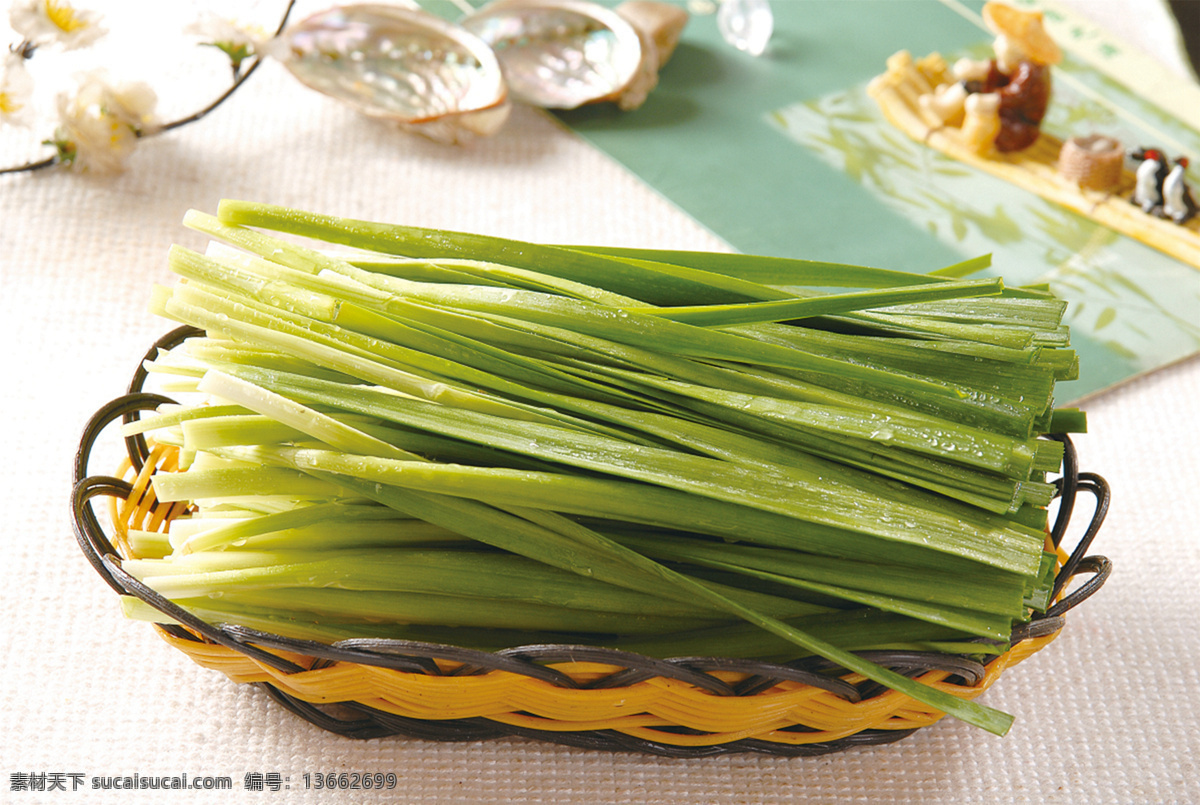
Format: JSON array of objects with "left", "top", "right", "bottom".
[
  {"left": 9, "top": 0, "right": 106, "bottom": 51},
  {"left": 0, "top": 53, "right": 35, "bottom": 128},
  {"left": 50, "top": 71, "right": 159, "bottom": 174},
  {"left": 185, "top": 12, "right": 268, "bottom": 72}
]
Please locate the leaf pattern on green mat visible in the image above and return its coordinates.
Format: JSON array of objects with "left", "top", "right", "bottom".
[{"left": 767, "top": 67, "right": 1200, "bottom": 387}]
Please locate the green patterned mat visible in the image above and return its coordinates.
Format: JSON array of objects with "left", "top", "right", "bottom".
[{"left": 556, "top": 0, "right": 1200, "bottom": 402}]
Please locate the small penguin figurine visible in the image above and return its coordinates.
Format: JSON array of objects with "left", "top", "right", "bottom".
[
  {"left": 1130, "top": 147, "right": 1168, "bottom": 214},
  {"left": 1162, "top": 156, "right": 1197, "bottom": 225}
]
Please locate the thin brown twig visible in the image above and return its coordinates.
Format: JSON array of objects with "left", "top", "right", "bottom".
[{"left": 0, "top": 0, "right": 297, "bottom": 176}]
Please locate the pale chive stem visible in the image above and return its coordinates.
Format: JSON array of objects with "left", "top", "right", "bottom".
[
  {"left": 187, "top": 252, "right": 658, "bottom": 397},
  {"left": 178, "top": 222, "right": 963, "bottom": 406},
  {"left": 733, "top": 323, "right": 1059, "bottom": 401},
  {"left": 605, "top": 530, "right": 1026, "bottom": 616},
  {"left": 584, "top": 365, "right": 1039, "bottom": 478},
  {"left": 127, "top": 550, "right": 727, "bottom": 619},
  {"left": 879, "top": 297, "right": 1067, "bottom": 329},
  {"left": 930, "top": 254, "right": 995, "bottom": 278},
  {"left": 542, "top": 374, "right": 1029, "bottom": 514},
  {"left": 461, "top": 308, "right": 991, "bottom": 440},
  {"left": 180, "top": 415, "right": 310, "bottom": 451},
  {"left": 166, "top": 261, "right": 1041, "bottom": 491},
  {"left": 344, "top": 418, "right": 576, "bottom": 475},
  {"left": 556, "top": 244, "right": 978, "bottom": 289},
  {"left": 392, "top": 258, "right": 647, "bottom": 307},
  {"left": 732, "top": 359, "right": 1040, "bottom": 440},
  {"left": 158, "top": 288, "right": 590, "bottom": 431},
  {"left": 293, "top": 466, "right": 1016, "bottom": 735},
  {"left": 823, "top": 310, "right": 1038, "bottom": 349},
  {"left": 143, "top": 540, "right": 825, "bottom": 622},
  {"left": 197, "top": 370, "right": 418, "bottom": 462},
  {"left": 183, "top": 210, "right": 345, "bottom": 277},
  {"left": 168, "top": 244, "right": 338, "bottom": 321},
  {"left": 127, "top": 530, "right": 172, "bottom": 558},
  {"left": 226, "top": 420, "right": 1043, "bottom": 576},
  {"left": 181, "top": 340, "right": 365, "bottom": 385},
  {"left": 216, "top": 200, "right": 790, "bottom": 306},
  {"left": 354, "top": 275, "right": 966, "bottom": 401},
  {"left": 625, "top": 277, "right": 1005, "bottom": 328},
  {"left": 727, "top": 324, "right": 1053, "bottom": 412},
  {"left": 175, "top": 500, "right": 409, "bottom": 554},
  {"left": 172, "top": 404, "right": 564, "bottom": 474},
  {"left": 181, "top": 424, "right": 763, "bottom": 619},
  {"left": 538, "top": 357, "right": 1039, "bottom": 512},
  {"left": 175, "top": 586, "right": 727, "bottom": 635},
  {"left": 611, "top": 609, "right": 992, "bottom": 662},
  {"left": 151, "top": 465, "right": 344, "bottom": 502},
  {"left": 119, "top": 403, "right": 251, "bottom": 437},
  {"left": 343, "top": 256, "right": 521, "bottom": 288},
  {"left": 249, "top": 247, "right": 1007, "bottom": 430},
  {"left": 119, "top": 596, "right": 423, "bottom": 645},
  {"left": 163, "top": 267, "right": 679, "bottom": 446},
  {"left": 126, "top": 550, "right": 304, "bottom": 575},
  {"left": 175, "top": 418, "right": 1011, "bottom": 574},
  {"left": 214, "top": 521, "right": 467, "bottom": 552}
]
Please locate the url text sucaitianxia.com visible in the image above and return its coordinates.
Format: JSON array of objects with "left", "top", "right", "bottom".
[{"left": 9, "top": 771, "right": 400, "bottom": 792}]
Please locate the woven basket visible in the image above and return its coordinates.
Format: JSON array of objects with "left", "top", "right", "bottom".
[{"left": 70, "top": 327, "right": 1112, "bottom": 757}]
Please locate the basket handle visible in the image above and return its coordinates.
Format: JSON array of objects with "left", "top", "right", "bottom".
[{"left": 1018, "top": 436, "right": 1112, "bottom": 635}]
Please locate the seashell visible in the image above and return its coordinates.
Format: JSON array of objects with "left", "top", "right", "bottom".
[
  {"left": 273, "top": 4, "right": 510, "bottom": 144},
  {"left": 615, "top": 1, "right": 689, "bottom": 67},
  {"left": 461, "top": 0, "right": 670, "bottom": 111}
]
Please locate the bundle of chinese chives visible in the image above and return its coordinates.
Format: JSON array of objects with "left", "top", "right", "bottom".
[{"left": 120, "top": 201, "right": 1086, "bottom": 736}]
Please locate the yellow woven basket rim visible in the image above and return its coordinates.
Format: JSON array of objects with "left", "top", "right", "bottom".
[{"left": 99, "top": 439, "right": 1071, "bottom": 752}]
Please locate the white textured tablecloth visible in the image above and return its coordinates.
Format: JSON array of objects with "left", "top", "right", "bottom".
[{"left": 2, "top": 2, "right": 1197, "bottom": 802}]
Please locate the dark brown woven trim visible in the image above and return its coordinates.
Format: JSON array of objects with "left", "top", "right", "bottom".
[
  {"left": 122, "top": 325, "right": 204, "bottom": 473},
  {"left": 255, "top": 683, "right": 921, "bottom": 757}
]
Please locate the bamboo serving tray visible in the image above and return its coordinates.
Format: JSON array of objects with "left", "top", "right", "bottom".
[{"left": 869, "top": 50, "right": 1200, "bottom": 269}]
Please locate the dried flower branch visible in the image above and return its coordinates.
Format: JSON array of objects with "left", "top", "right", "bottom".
[
  {"left": 0, "top": 50, "right": 34, "bottom": 127},
  {"left": 185, "top": 12, "right": 271, "bottom": 80},
  {"left": 1, "top": 0, "right": 296, "bottom": 177},
  {"left": 9, "top": 0, "right": 106, "bottom": 52},
  {"left": 45, "top": 71, "right": 158, "bottom": 173}
]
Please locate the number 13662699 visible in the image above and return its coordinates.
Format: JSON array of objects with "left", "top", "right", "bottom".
[{"left": 303, "top": 772, "right": 398, "bottom": 790}]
